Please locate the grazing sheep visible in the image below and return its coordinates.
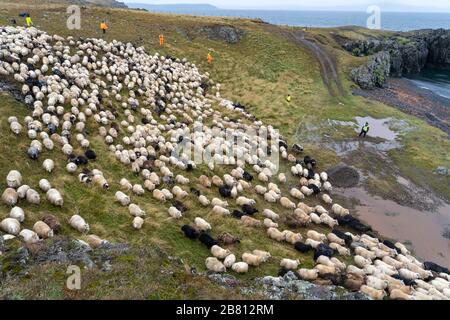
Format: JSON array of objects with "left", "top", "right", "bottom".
[
  {"left": 395, "top": 242, "right": 410, "bottom": 255},
  {"left": 360, "top": 285, "right": 386, "bottom": 300},
  {"left": 43, "top": 159, "right": 55, "bottom": 173},
  {"left": 172, "top": 185, "right": 188, "bottom": 199},
  {"left": 264, "top": 192, "right": 277, "bottom": 203},
  {"left": 212, "top": 205, "right": 230, "bottom": 216},
  {"left": 92, "top": 174, "right": 109, "bottom": 189},
  {"left": 2, "top": 188, "right": 18, "bottom": 206},
  {"left": 298, "top": 268, "right": 319, "bottom": 281},
  {"left": 211, "top": 198, "right": 228, "bottom": 207},
  {"left": 217, "top": 232, "right": 240, "bottom": 244},
  {"left": 366, "top": 275, "right": 389, "bottom": 290},
  {"left": 294, "top": 242, "right": 313, "bottom": 253},
  {"left": 280, "top": 197, "right": 296, "bottom": 209},
  {"left": 354, "top": 247, "right": 376, "bottom": 260},
  {"left": 310, "top": 212, "right": 321, "bottom": 224},
  {"left": 211, "top": 245, "right": 231, "bottom": 259},
  {"left": 46, "top": 188, "right": 63, "bottom": 206},
  {"left": 347, "top": 265, "right": 366, "bottom": 277},
  {"left": 0, "top": 218, "right": 21, "bottom": 235},
  {"left": 252, "top": 250, "right": 271, "bottom": 262},
  {"left": 262, "top": 209, "right": 279, "bottom": 221},
  {"left": 267, "top": 227, "right": 284, "bottom": 242},
  {"left": 315, "top": 264, "right": 336, "bottom": 276},
  {"left": 133, "top": 216, "right": 144, "bottom": 229},
  {"left": 331, "top": 204, "right": 349, "bottom": 217},
  {"left": 320, "top": 213, "right": 338, "bottom": 228},
  {"left": 199, "top": 233, "right": 219, "bottom": 249},
  {"left": 10, "top": 206, "right": 25, "bottom": 222},
  {"left": 232, "top": 262, "right": 249, "bottom": 273},
  {"left": 17, "top": 185, "right": 30, "bottom": 199},
  {"left": 39, "top": 179, "right": 52, "bottom": 192},
  {"left": 20, "top": 229, "right": 40, "bottom": 244},
  {"left": 86, "top": 235, "right": 107, "bottom": 249},
  {"left": 152, "top": 189, "right": 166, "bottom": 202},
  {"left": 255, "top": 185, "right": 267, "bottom": 195},
  {"left": 6, "top": 170, "right": 22, "bottom": 188},
  {"left": 241, "top": 215, "right": 261, "bottom": 227},
  {"left": 129, "top": 203, "right": 145, "bottom": 217},
  {"left": 290, "top": 188, "right": 305, "bottom": 200},
  {"left": 194, "top": 217, "right": 211, "bottom": 231},
  {"left": 278, "top": 173, "right": 287, "bottom": 183},
  {"left": 224, "top": 254, "right": 236, "bottom": 268},
  {"left": 242, "top": 252, "right": 263, "bottom": 266},
  {"left": 354, "top": 255, "right": 372, "bottom": 268},
  {"left": 390, "top": 289, "right": 412, "bottom": 300},
  {"left": 297, "top": 202, "right": 314, "bottom": 214},
  {"left": 399, "top": 268, "right": 420, "bottom": 280},
  {"left": 344, "top": 273, "right": 364, "bottom": 291},
  {"left": 300, "top": 186, "right": 313, "bottom": 196},
  {"left": 198, "top": 195, "right": 210, "bottom": 207},
  {"left": 211, "top": 175, "right": 223, "bottom": 187},
  {"left": 329, "top": 242, "right": 351, "bottom": 256},
  {"left": 33, "top": 221, "right": 54, "bottom": 239},
  {"left": 321, "top": 194, "right": 333, "bottom": 204},
  {"left": 41, "top": 214, "right": 61, "bottom": 233},
  {"left": 280, "top": 258, "right": 300, "bottom": 270},
  {"left": 236, "top": 196, "right": 256, "bottom": 206},
  {"left": 175, "top": 175, "right": 190, "bottom": 185},
  {"left": 198, "top": 175, "right": 212, "bottom": 188},
  {"left": 115, "top": 191, "right": 131, "bottom": 206},
  {"left": 120, "top": 178, "right": 132, "bottom": 191},
  {"left": 205, "top": 257, "right": 226, "bottom": 272},
  {"left": 168, "top": 206, "right": 182, "bottom": 219},
  {"left": 66, "top": 162, "right": 78, "bottom": 173},
  {"left": 263, "top": 218, "right": 278, "bottom": 228},
  {"left": 305, "top": 238, "right": 321, "bottom": 249},
  {"left": 307, "top": 230, "right": 327, "bottom": 242},
  {"left": 283, "top": 230, "right": 303, "bottom": 244},
  {"left": 144, "top": 180, "right": 155, "bottom": 191},
  {"left": 69, "top": 215, "right": 89, "bottom": 233},
  {"left": 327, "top": 233, "right": 346, "bottom": 246}
]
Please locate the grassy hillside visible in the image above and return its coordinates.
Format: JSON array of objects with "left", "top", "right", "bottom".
[{"left": 0, "top": 1, "right": 449, "bottom": 299}]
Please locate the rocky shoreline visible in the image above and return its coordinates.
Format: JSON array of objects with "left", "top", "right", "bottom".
[{"left": 353, "top": 77, "right": 450, "bottom": 137}]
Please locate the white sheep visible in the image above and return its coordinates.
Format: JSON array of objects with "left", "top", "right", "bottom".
[
  {"left": 0, "top": 218, "right": 21, "bottom": 235},
  {"left": 43, "top": 159, "right": 55, "bottom": 173},
  {"left": 298, "top": 268, "right": 319, "bottom": 281},
  {"left": 132, "top": 184, "right": 145, "bottom": 196},
  {"left": 205, "top": 257, "right": 226, "bottom": 272},
  {"left": 46, "top": 188, "right": 63, "bottom": 206},
  {"left": 168, "top": 206, "right": 182, "bottom": 219},
  {"left": 280, "top": 197, "right": 296, "bottom": 209},
  {"left": 252, "top": 250, "right": 271, "bottom": 262},
  {"left": 2, "top": 188, "right": 18, "bottom": 206},
  {"left": 129, "top": 203, "right": 145, "bottom": 217},
  {"left": 39, "top": 179, "right": 52, "bottom": 192},
  {"left": 10, "top": 206, "right": 25, "bottom": 222},
  {"left": 26, "top": 188, "right": 40, "bottom": 204},
  {"left": 17, "top": 185, "right": 30, "bottom": 199},
  {"left": 20, "top": 229, "right": 40, "bottom": 244},
  {"left": 280, "top": 258, "right": 300, "bottom": 270},
  {"left": 211, "top": 245, "right": 231, "bottom": 259},
  {"left": 212, "top": 205, "right": 230, "bottom": 216},
  {"left": 307, "top": 230, "right": 327, "bottom": 242},
  {"left": 132, "top": 216, "right": 144, "bottom": 229},
  {"left": 115, "top": 191, "right": 131, "bottom": 206},
  {"left": 33, "top": 221, "right": 54, "bottom": 239},
  {"left": 231, "top": 262, "right": 249, "bottom": 273},
  {"left": 6, "top": 170, "right": 22, "bottom": 188},
  {"left": 242, "top": 252, "right": 263, "bottom": 266},
  {"left": 224, "top": 254, "right": 236, "bottom": 268},
  {"left": 69, "top": 215, "right": 89, "bottom": 233},
  {"left": 194, "top": 217, "right": 211, "bottom": 231}
]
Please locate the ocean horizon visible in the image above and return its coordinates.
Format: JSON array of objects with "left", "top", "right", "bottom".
[{"left": 127, "top": 4, "right": 450, "bottom": 32}]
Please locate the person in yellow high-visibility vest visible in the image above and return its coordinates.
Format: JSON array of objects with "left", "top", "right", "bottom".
[
  {"left": 286, "top": 94, "right": 292, "bottom": 103},
  {"left": 159, "top": 34, "right": 165, "bottom": 46},
  {"left": 100, "top": 21, "right": 108, "bottom": 34},
  {"left": 25, "top": 14, "right": 33, "bottom": 27},
  {"left": 207, "top": 52, "right": 213, "bottom": 64}
]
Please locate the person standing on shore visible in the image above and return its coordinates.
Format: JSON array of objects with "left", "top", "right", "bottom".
[{"left": 359, "top": 122, "right": 370, "bottom": 138}]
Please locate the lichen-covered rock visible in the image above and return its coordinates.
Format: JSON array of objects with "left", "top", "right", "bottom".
[
  {"left": 350, "top": 52, "right": 391, "bottom": 89},
  {"left": 199, "top": 25, "right": 245, "bottom": 44}
]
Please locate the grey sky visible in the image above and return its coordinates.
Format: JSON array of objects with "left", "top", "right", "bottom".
[{"left": 123, "top": 0, "right": 450, "bottom": 11}]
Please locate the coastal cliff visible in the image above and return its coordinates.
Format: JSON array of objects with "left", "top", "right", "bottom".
[{"left": 343, "top": 29, "right": 450, "bottom": 88}]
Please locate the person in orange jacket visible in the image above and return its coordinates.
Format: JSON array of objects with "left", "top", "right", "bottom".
[
  {"left": 159, "top": 34, "right": 165, "bottom": 46},
  {"left": 207, "top": 52, "right": 213, "bottom": 64},
  {"left": 100, "top": 21, "right": 108, "bottom": 34}
]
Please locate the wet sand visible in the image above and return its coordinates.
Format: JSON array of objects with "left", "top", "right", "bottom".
[{"left": 337, "top": 187, "right": 450, "bottom": 267}]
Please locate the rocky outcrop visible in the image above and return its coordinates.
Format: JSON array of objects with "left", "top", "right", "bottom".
[
  {"left": 343, "top": 29, "right": 450, "bottom": 88},
  {"left": 199, "top": 25, "right": 245, "bottom": 44},
  {"left": 351, "top": 52, "right": 390, "bottom": 89}
]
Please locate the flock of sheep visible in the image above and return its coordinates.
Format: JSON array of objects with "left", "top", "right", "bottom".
[{"left": 0, "top": 25, "right": 449, "bottom": 300}]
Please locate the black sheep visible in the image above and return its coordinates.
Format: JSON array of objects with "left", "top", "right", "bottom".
[
  {"left": 292, "top": 144, "right": 303, "bottom": 154},
  {"left": 85, "top": 149, "right": 97, "bottom": 160},
  {"left": 307, "top": 184, "right": 321, "bottom": 194},
  {"left": 186, "top": 163, "right": 194, "bottom": 171},
  {"left": 181, "top": 225, "right": 199, "bottom": 239},
  {"left": 307, "top": 170, "right": 316, "bottom": 180},
  {"left": 242, "top": 204, "right": 258, "bottom": 215},
  {"left": 294, "top": 242, "right": 312, "bottom": 253},
  {"left": 303, "top": 155, "right": 317, "bottom": 169},
  {"left": 314, "top": 243, "right": 335, "bottom": 260},
  {"left": 142, "top": 118, "right": 150, "bottom": 124},
  {"left": 242, "top": 171, "right": 253, "bottom": 182},
  {"left": 219, "top": 185, "right": 232, "bottom": 198},
  {"left": 392, "top": 274, "right": 416, "bottom": 286},
  {"left": 232, "top": 210, "right": 245, "bottom": 219},
  {"left": 423, "top": 261, "right": 450, "bottom": 275},
  {"left": 75, "top": 156, "right": 88, "bottom": 166},
  {"left": 47, "top": 123, "right": 57, "bottom": 135},
  {"left": 278, "top": 140, "right": 288, "bottom": 149},
  {"left": 332, "top": 229, "right": 353, "bottom": 246},
  {"left": 172, "top": 200, "right": 187, "bottom": 213},
  {"left": 198, "top": 233, "right": 219, "bottom": 249},
  {"left": 382, "top": 239, "right": 398, "bottom": 252},
  {"left": 27, "top": 146, "right": 39, "bottom": 160},
  {"left": 190, "top": 187, "right": 201, "bottom": 197}
]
